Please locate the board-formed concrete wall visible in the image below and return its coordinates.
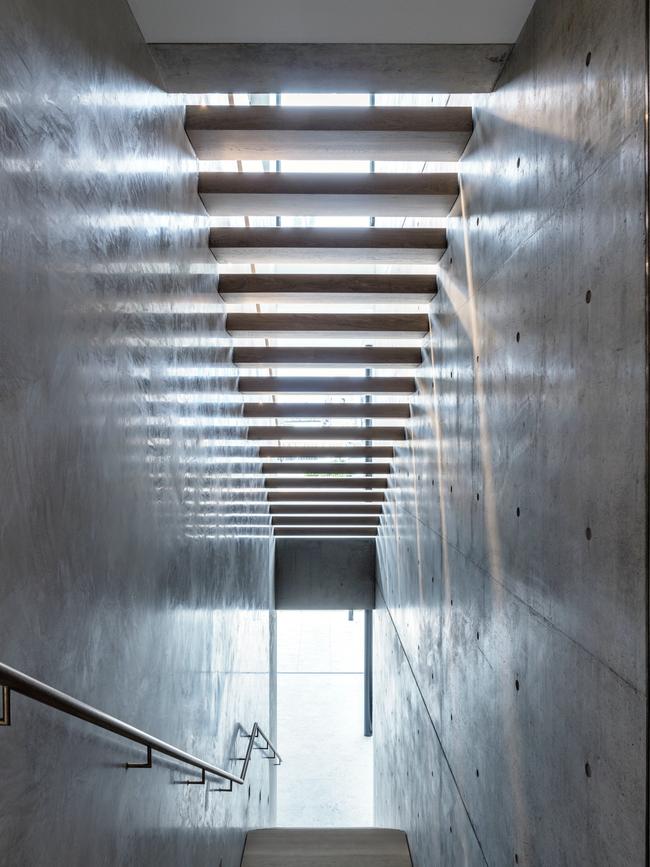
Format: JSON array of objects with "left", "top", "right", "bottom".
[
  {"left": 0, "top": 1, "right": 274, "bottom": 864},
  {"left": 275, "top": 539, "right": 376, "bottom": 610},
  {"left": 373, "top": 0, "right": 647, "bottom": 863}
]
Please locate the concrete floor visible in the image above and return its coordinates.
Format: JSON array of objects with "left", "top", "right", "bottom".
[
  {"left": 0, "top": 0, "right": 274, "bottom": 864},
  {"left": 276, "top": 612, "right": 373, "bottom": 826},
  {"left": 373, "top": 0, "right": 647, "bottom": 862}
]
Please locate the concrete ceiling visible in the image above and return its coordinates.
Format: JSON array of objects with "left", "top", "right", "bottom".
[{"left": 127, "top": 0, "right": 534, "bottom": 44}]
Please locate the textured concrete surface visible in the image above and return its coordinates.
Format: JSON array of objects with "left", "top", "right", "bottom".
[
  {"left": 149, "top": 43, "right": 512, "bottom": 94},
  {"left": 241, "top": 828, "right": 412, "bottom": 867},
  {"left": 275, "top": 540, "right": 376, "bottom": 610},
  {"left": 0, "top": 0, "right": 273, "bottom": 865},
  {"left": 374, "top": 0, "right": 647, "bottom": 863}
]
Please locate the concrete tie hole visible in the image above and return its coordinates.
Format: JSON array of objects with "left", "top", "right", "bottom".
[{"left": 586, "top": 51, "right": 592, "bottom": 66}]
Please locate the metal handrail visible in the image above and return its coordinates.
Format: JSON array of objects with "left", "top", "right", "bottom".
[{"left": 0, "top": 662, "right": 280, "bottom": 791}]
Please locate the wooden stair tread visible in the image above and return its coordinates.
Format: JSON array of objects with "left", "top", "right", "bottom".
[
  {"left": 221, "top": 274, "right": 436, "bottom": 305},
  {"left": 239, "top": 376, "right": 415, "bottom": 394},
  {"left": 269, "top": 505, "right": 383, "bottom": 515},
  {"left": 227, "top": 313, "right": 429, "bottom": 338},
  {"left": 259, "top": 446, "right": 393, "bottom": 459},
  {"left": 272, "top": 516, "right": 380, "bottom": 525},
  {"left": 187, "top": 106, "right": 473, "bottom": 133},
  {"left": 265, "top": 477, "right": 387, "bottom": 489},
  {"left": 200, "top": 171, "right": 458, "bottom": 217},
  {"left": 210, "top": 227, "right": 445, "bottom": 265},
  {"left": 244, "top": 403, "right": 410, "bottom": 419},
  {"left": 267, "top": 491, "right": 385, "bottom": 502},
  {"left": 233, "top": 347, "right": 424, "bottom": 368},
  {"left": 274, "top": 527, "right": 377, "bottom": 536},
  {"left": 200, "top": 172, "right": 458, "bottom": 196},
  {"left": 262, "top": 462, "right": 391, "bottom": 475},
  {"left": 185, "top": 105, "right": 472, "bottom": 161},
  {"left": 248, "top": 425, "right": 406, "bottom": 440}
]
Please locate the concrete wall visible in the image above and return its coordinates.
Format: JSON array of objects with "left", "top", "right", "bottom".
[
  {"left": 0, "top": 1, "right": 274, "bottom": 865},
  {"left": 275, "top": 539, "right": 375, "bottom": 610},
  {"left": 373, "top": 0, "right": 647, "bottom": 863}
]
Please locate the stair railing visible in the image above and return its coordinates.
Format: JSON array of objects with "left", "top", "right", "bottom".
[{"left": 0, "top": 661, "right": 280, "bottom": 792}]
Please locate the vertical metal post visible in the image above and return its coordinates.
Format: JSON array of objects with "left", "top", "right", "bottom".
[
  {"left": 0, "top": 686, "right": 10, "bottom": 726},
  {"left": 364, "top": 609, "right": 373, "bottom": 737}
]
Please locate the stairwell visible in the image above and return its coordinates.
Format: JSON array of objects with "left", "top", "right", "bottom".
[
  {"left": 183, "top": 100, "right": 471, "bottom": 539},
  {"left": 181, "top": 96, "right": 471, "bottom": 864}
]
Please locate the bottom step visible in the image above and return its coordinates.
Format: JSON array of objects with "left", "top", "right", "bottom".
[{"left": 241, "top": 828, "right": 412, "bottom": 867}]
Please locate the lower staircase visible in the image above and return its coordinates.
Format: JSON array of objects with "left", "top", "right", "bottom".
[{"left": 241, "top": 828, "right": 413, "bottom": 867}]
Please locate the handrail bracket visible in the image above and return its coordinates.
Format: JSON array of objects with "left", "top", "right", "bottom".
[
  {"left": 0, "top": 686, "right": 10, "bottom": 726},
  {"left": 0, "top": 661, "right": 280, "bottom": 794},
  {"left": 125, "top": 745, "right": 152, "bottom": 769}
]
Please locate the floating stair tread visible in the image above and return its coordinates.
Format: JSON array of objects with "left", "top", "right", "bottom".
[
  {"left": 248, "top": 425, "right": 406, "bottom": 440},
  {"left": 273, "top": 527, "right": 377, "bottom": 537},
  {"left": 185, "top": 105, "right": 472, "bottom": 161},
  {"left": 210, "top": 228, "right": 446, "bottom": 265},
  {"left": 271, "top": 516, "right": 381, "bottom": 525},
  {"left": 242, "top": 828, "right": 412, "bottom": 867},
  {"left": 269, "top": 505, "right": 383, "bottom": 515},
  {"left": 221, "top": 274, "right": 436, "bottom": 305},
  {"left": 200, "top": 172, "right": 458, "bottom": 217},
  {"left": 228, "top": 313, "right": 429, "bottom": 338},
  {"left": 233, "top": 347, "right": 424, "bottom": 368},
  {"left": 244, "top": 403, "right": 410, "bottom": 419},
  {"left": 265, "top": 477, "right": 388, "bottom": 489},
  {"left": 210, "top": 227, "right": 445, "bottom": 248},
  {"left": 262, "top": 462, "right": 391, "bottom": 475},
  {"left": 239, "top": 376, "right": 416, "bottom": 394},
  {"left": 267, "top": 491, "right": 385, "bottom": 502},
  {"left": 259, "top": 446, "right": 394, "bottom": 459}
]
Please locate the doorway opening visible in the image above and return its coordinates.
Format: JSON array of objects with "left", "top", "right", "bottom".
[{"left": 276, "top": 609, "right": 373, "bottom": 826}]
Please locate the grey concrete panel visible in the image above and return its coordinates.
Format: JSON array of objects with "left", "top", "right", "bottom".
[
  {"left": 0, "top": 0, "right": 273, "bottom": 865},
  {"left": 373, "top": 600, "right": 487, "bottom": 867},
  {"left": 373, "top": 0, "right": 647, "bottom": 861},
  {"left": 275, "top": 540, "right": 375, "bottom": 610},
  {"left": 149, "top": 43, "right": 512, "bottom": 94},
  {"left": 450, "top": 0, "right": 646, "bottom": 297}
]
